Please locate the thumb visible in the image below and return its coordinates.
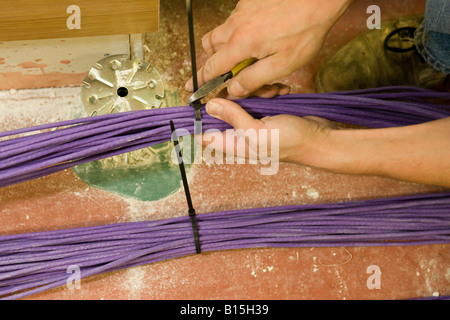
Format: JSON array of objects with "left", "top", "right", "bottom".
[
  {"left": 205, "top": 98, "right": 261, "bottom": 130},
  {"left": 198, "top": 98, "right": 263, "bottom": 157}
]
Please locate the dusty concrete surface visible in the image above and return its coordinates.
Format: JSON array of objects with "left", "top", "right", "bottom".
[{"left": 0, "top": 0, "right": 448, "bottom": 300}]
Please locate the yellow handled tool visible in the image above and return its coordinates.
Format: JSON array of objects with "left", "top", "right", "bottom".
[
  {"left": 230, "top": 57, "right": 257, "bottom": 76},
  {"left": 187, "top": 57, "right": 257, "bottom": 104}
]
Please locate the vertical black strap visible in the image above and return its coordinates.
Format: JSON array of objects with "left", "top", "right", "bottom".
[
  {"left": 186, "top": 0, "right": 198, "bottom": 93},
  {"left": 170, "top": 120, "right": 201, "bottom": 254},
  {"left": 186, "top": 0, "right": 203, "bottom": 126},
  {"left": 180, "top": 1, "right": 201, "bottom": 253}
]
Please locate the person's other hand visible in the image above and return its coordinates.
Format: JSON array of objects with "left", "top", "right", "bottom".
[
  {"left": 197, "top": 98, "right": 334, "bottom": 167},
  {"left": 185, "top": 0, "right": 353, "bottom": 99}
]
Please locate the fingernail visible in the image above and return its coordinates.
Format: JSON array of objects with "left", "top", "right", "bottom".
[
  {"left": 229, "top": 80, "right": 247, "bottom": 97},
  {"left": 205, "top": 100, "right": 223, "bottom": 119}
]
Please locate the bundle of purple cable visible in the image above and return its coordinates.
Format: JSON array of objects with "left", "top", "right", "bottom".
[
  {"left": 0, "top": 86, "right": 449, "bottom": 299},
  {"left": 0, "top": 191, "right": 449, "bottom": 300},
  {"left": 1, "top": 86, "right": 449, "bottom": 188}
]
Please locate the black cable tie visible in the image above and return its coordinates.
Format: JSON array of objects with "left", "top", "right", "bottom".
[
  {"left": 186, "top": 0, "right": 203, "bottom": 126},
  {"left": 192, "top": 102, "right": 202, "bottom": 122},
  {"left": 191, "top": 101, "right": 203, "bottom": 137},
  {"left": 186, "top": 0, "right": 198, "bottom": 93},
  {"left": 170, "top": 120, "right": 201, "bottom": 254}
]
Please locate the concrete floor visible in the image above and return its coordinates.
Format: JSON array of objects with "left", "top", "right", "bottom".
[{"left": 0, "top": 0, "right": 449, "bottom": 300}]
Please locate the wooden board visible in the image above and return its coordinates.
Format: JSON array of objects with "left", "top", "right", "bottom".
[{"left": 0, "top": 0, "right": 159, "bottom": 41}]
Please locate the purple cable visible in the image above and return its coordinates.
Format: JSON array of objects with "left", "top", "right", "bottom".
[
  {"left": 0, "top": 87, "right": 449, "bottom": 299},
  {"left": 0, "top": 191, "right": 448, "bottom": 299},
  {"left": 0, "top": 86, "right": 449, "bottom": 188}
]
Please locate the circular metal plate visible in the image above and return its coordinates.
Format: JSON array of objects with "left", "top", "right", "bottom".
[
  {"left": 76, "top": 54, "right": 193, "bottom": 202},
  {"left": 81, "top": 54, "right": 164, "bottom": 116}
]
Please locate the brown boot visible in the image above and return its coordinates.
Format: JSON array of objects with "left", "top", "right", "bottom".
[{"left": 315, "top": 14, "right": 448, "bottom": 92}]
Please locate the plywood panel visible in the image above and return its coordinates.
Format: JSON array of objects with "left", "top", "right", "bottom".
[{"left": 0, "top": 0, "right": 159, "bottom": 41}]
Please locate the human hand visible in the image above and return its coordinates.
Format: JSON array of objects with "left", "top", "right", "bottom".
[
  {"left": 197, "top": 98, "right": 334, "bottom": 168},
  {"left": 185, "top": 0, "right": 353, "bottom": 99}
]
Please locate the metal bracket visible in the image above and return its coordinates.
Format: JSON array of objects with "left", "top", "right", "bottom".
[{"left": 81, "top": 54, "right": 164, "bottom": 117}]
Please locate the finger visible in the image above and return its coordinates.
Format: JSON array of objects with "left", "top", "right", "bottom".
[
  {"left": 216, "top": 83, "right": 291, "bottom": 100},
  {"left": 215, "top": 87, "right": 230, "bottom": 100},
  {"left": 276, "top": 83, "right": 292, "bottom": 96},
  {"left": 201, "top": 23, "right": 234, "bottom": 57},
  {"left": 205, "top": 98, "right": 262, "bottom": 131},
  {"left": 250, "top": 85, "right": 280, "bottom": 99},
  {"left": 199, "top": 126, "right": 255, "bottom": 161},
  {"left": 226, "top": 54, "right": 291, "bottom": 99},
  {"left": 202, "top": 6, "right": 243, "bottom": 57},
  {"left": 200, "top": 99, "right": 264, "bottom": 160},
  {"left": 185, "top": 41, "right": 251, "bottom": 92},
  {"left": 250, "top": 83, "right": 291, "bottom": 99},
  {"left": 202, "top": 31, "right": 221, "bottom": 57}
]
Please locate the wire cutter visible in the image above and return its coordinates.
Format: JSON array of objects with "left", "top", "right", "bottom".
[{"left": 187, "top": 57, "right": 257, "bottom": 104}]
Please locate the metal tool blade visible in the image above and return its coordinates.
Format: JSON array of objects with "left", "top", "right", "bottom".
[{"left": 187, "top": 73, "right": 230, "bottom": 104}]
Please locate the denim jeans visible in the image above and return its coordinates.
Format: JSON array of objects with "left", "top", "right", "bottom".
[{"left": 414, "top": 0, "right": 450, "bottom": 74}]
